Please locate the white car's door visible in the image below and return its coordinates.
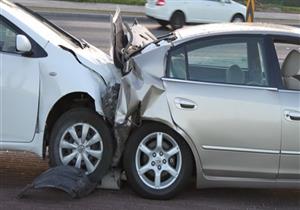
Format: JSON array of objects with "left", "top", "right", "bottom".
[
  {"left": 185, "top": 0, "right": 211, "bottom": 23},
  {"left": 164, "top": 35, "right": 281, "bottom": 178},
  {"left": 185, "top": 0, "right": 228, "bottom": 23},
  {"left": 0, "top": 17, "right": 40, "bottom": 143},
  {"left": 205, "top": 0, "right": 235, "bottom": 22}
]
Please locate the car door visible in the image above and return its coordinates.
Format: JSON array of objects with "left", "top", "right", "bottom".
[
  {"left": 205, "top": 0, "right": 235, "bottom": 22},
  {"left": 272, "top": 37, "right": 300, "bottom": 179},
  {"left": 0, "top": 17, "right": 40, "bottom": 143},
  {"left": 184, "top": 0, "right": 212, "bottom": 23},
  {"left": 163, "top": 35, "right": 281, "bottom": 178},
  {"left": 185, "top": 0, "right": 229, "bottom": 23}
]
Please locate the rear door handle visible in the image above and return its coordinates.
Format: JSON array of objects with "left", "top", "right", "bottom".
[
  {"left": 284, "top": 110, "right": 300, "bottom": 121},
  {"left": 174, "top": 98, "right": 197, "bottom": 110}
]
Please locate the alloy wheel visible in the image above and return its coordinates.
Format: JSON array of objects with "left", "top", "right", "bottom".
[{"left": 135, "top": 132, "right": 182, "bottom": 190}]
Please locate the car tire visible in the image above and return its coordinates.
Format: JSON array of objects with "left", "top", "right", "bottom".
[
  {"left": 231, "top": 14, "right": 245, "bottom": 23},
  {"left": 157, "top": 19, "right": 168, "bottom": 27},
  {"left": 170, "top": 11, "right": 185, "bottom": 30},
  {"left": 49, "top": 108, "right": 113, "bottom": 183},
  {"left": 124, "top": 122, "right": 193, "bottom": 200}
]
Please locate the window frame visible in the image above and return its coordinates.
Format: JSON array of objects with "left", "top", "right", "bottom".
[
  {"left": 268, "top": 34, "right": 300, "bottom": 91},
  {"left": 166, "top": 34, "right": 280, "bottom": 89},
  {"left": 0, "top": 15, "right": 47, "bottom": 58}
]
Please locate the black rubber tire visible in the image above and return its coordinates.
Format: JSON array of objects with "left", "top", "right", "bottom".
[
  {"left": 49, "top": 108, "right": 113, "bottom": 183},
  {"left": 170, "top": 11, "right": 185, "bottom": 30},
  {"left": 231, "top": 14, "right": 245, "bottom": 22},
  {"left": 156, "top": 19, "right": 169, "bottom": 27},
  {"left": 123, "top": 122, "right": 193, "bottom": 200}
]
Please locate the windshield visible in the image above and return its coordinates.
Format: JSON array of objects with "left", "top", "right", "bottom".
[{"left": 15, "top": 3, "right": 87, "bottom": 49}]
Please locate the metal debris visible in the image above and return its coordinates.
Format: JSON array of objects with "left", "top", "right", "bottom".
[{"left": 18, "top": 166, "right": 97, "bottom": 199}]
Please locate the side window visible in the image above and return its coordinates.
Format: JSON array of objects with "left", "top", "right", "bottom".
[
  {"left": 274, "top": 40, "right": 300, "bottom": 91},
  {"left": 0, "top": 19, "right": 18, "bottom": 53},
  {"left": 168, "top": 37, "right": 270, "bottom": 87},
  {"left": 168, "top": 47, "right": 187, "bottom": 80}
]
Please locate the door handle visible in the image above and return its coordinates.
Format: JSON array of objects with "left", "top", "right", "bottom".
[
  {"left": 284, "top": 110, "right": 300, "bottom": 121},
  {"left": 174, "top": 98, "right": 197, "bottom": 110}
]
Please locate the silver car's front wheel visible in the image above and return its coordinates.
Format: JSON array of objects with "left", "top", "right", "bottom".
[
  {"left": 124, "top": 122, "right": 193, "bottom": 200},
  {"left": 49, "top": 108, "right": 113, "bottom": 183}
]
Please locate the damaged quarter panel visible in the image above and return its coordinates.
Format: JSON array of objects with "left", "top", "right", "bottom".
[
  {"left": 115, "top": 42, "right": 202, "bottom": 178},
  {"left": 115, "top": 43, "right": 172, "bottom": 125}
]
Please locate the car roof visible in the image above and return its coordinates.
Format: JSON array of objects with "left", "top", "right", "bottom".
[{"left": 175, "top": 23, "right": 300, "bottom": 42}]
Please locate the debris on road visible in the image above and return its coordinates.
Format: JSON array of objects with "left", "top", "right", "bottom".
[{"left": 18, "top": 166, "right": 97, "bottom": 199}]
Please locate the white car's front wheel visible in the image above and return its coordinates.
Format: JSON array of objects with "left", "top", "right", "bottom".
[
  {"left": 124, "top": 122, "right": 193, "bottom": 199},
  {"left": 49, "top": 108, "right": 113, "bottom": 183}
]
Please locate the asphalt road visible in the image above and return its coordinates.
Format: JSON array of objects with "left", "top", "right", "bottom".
[
  {"left": 40, "top": 12, "right": 168, "bottom": 52},
  {"left": 1, "top": 152, "right": 300, "bottom": 210},
  {"left": 0, "top": 12, "right": 300, "bottom": 210}
]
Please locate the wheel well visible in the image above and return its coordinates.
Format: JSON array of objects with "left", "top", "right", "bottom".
[
  {"left": 42, "top": 92, "right": 96, "bottom": 157},
  {"left": 231, "top": 13, "right": 245, "bottom": 22},
  {"left": 128, "top": 120, "right": 197, "bottom": 179},
  {"left": 171, "top": 10, "right": 185, "bottom": 21}
]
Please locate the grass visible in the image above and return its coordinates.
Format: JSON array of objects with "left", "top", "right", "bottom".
[
  {"left": 65, "top": 0, "right": 146, "bottom": 5},
  {"left": 256, "top": 3, "right": 300, "bottom": 13},
  {"left": 281, "top": 6, "right": 300, "bottom": 13}
]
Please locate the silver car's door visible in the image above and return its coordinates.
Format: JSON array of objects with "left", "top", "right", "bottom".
[
  {"left": 273, "top": 38, "right": 300, "bottom": 179},
  {"left": 164, "top": 35, "right": 281, "bottom": 178},
  {"left": 279, "top": 90, "right": 300, "bottom": 179},
  {"left": 0, "top": 17, "right": 40, "bottom": 143}
]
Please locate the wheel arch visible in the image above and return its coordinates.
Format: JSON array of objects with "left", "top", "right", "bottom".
[
  {"left": 231, "top": 13, "right": 245, "bottom": 22},
  {"left": 42, "top": 92, "right": 99, "bottom": 158},
  {"left": 170, "top": 10, "right": 186, "bottom": 21}
]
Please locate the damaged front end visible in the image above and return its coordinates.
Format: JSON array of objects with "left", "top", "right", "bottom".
[
  {"left": 102, "top": 10, "right": 177, "bottom": 166},
  {"left": 19, "top": 10, "right": 178, "bottom": 198}
]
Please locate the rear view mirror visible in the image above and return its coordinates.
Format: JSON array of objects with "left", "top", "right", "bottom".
[{"left": 16, "top": 34, "right": 32, "bottom": 53}]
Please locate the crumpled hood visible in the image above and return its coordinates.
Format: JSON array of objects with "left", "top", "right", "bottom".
[{"left": 74, "top": 44, "right": 121, "bottom": 86}]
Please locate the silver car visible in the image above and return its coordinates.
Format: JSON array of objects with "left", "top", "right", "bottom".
[{"left": 110, "top": 13, "right": 300, "bottom": 199}]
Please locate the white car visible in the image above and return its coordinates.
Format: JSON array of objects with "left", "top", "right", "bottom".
[
  {"left": 146, "top": 0, "right": 247, "bottom": 29},
  {"left": 0, "top": 0, "right": 121, "bottom": 182}
]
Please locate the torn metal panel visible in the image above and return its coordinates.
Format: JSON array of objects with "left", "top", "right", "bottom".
[
  {"left": 109, "top": 49, "right": 174, "bottom": 166},
  {"left": 102, "top": 84, "right": 121, "bottom": 125},
  {"left": 18, "top": 166, "right": 97, "bottom": 199},
  {"left": 107, "top": 9, "right": 176, "bottom": 167}
]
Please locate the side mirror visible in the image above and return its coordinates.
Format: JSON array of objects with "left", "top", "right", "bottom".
[{"left": 16, "top": 34, "right": 32, "bottom": 53}]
